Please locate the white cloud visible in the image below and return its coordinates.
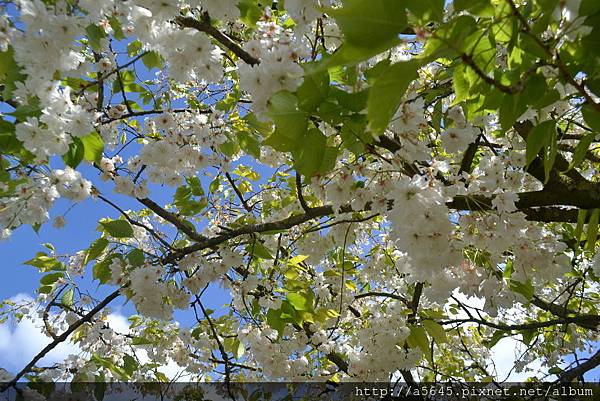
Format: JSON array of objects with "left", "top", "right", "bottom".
[
  {"left": 491, "top": 337, "right": 546, "bottom": 381},
  {"left": 0, "top": 293, "right": 189, "bottom": 380},
  {"left": 0, "top": 293, "right": 80, "bottom": 373},
  {"left": 449, "top": 290, "right": 553, "bottom": 381}
]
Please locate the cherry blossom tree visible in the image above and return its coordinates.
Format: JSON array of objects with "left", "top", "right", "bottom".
[{"left": 0, "top": 0, "right": 599, "bottom": 393}]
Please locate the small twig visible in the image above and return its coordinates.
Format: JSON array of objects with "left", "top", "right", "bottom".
[
  {"left": 225, "top": 172, "right": 252, "bottom": 212},
  {"left": 176, "top": 14, "right": 260, "bottom": 66},
  {"left": 295, "top": 173, "right": 311, "bottom": 212},
  {"left": 196, "top": 295, "right": 236, "bottom": 400},
  {"left": 97, "top": 194, "right": 174, "bottom": 250}
]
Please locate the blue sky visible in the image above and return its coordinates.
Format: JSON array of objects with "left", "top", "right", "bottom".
[
  {"left": 1, "top": 0, "right": 598, "bottom": 382},
  {"left": 0, "top": 1, "right": 230, "bottom": 318}
]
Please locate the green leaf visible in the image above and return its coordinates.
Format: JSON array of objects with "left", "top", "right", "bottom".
[
  {"left": 209, "top": 177, "right": 221, "bottom": 193},
  {"left": 238, "top": 0, "right": 263, "bottom": 25},
  {"left": 91, "top": 354, "right": 129, "bottom": 380},
  {"left": 297, "top": 68, "right": 330, "bottom": 112},
  {"left": 174, "top": 184, "right": 207, "bottom": 216},
  {"left": 127, "top": 248, "right": 145, "bottom": 266},
  {"left": 9, "top": 104, "right": 42, "bottom": 121},
  {"left": 407, "top": 325, "right": 430, "bottom": 358},
  {"left": 330, "top": 0, "right": 408, "bottom": 48},
  {"left": 122, "top": 354, "right": 138, "bottom": 377},
  {"left": 568, "top": 133, "right": 596, "bottom": 171},
  {"left": 62, "top": 137, "right": 85, "bottom": 168},
  {"left": 39, "top": 285, "right": 53, "bottom": 294},
  {"left": 142, "top": 51, "right": 163, "bottom": 70},
  {"left": 108, "top": 16, "right": 125, "bottom": 41},
  {"left": 525, "top": 120, "right": 555, "bottom": 168},
  {"left": 24, "top": 253, "right": 63, "bottom": 271},
  {"left": 486, "top": 330, "right": 507, "bottom": 348},
  {"left": 499, "top": 93, "right": 521, "bottom": 131},
  {"left": 84, "top": 238, "right": 109, "bottom": 265},
  {"left": 0, "top": 131, "right": 22, "bottom": 155},
  {"left": 247, "top": 241, "right": 274, "bottom": 260},
  {"left": 93, "top": 258, "right": 113, "bottom": 284},
  {"left": 582, "top": 104, "right": 600, "bottom": 132},
  {"left": 234, "top": 340, "right": 245, "bottom": 359},
  {"left": 585, "top": 209, "right": 600, "bottom": 251},
  {"left": 93, "top": 380, "right": 106, "bottom": 401},
  {"left": 264, "top": 91, "right": 308, "bottom": 151},
  {"left": 543, "top": 121, "right": 557, "bottom": 184},
  {"left": 330, "top": 87, "right": 369, "bottom": 113},
  {"left": 187, "top": 176, "right": 204, "bottom": 196},
  {"left": 364, "top": 59, "right": 391, "bottom": 84},
  {"left": 293, "top": 128, "right": 327, "bottom": 177},
  {"left": 131, "top": 336, "right": 154, "bottom": 345},
  {"left": 40, "top": 272, "right": 63, "bottom": 286},
  {"left": 236, "top": 131, "right": 261, "bottom": 159},
  {"left": 243, "top": 113, "right": 273, "bottom": 137},
  {"left": 453, "top": 64, "right": 471, "bottom": 103},
  {"left": 521, "top": 328, "right": 537, "bottom": 345},
  {"left": 152, "top": 371, "right": 168, "bottom": 382},
  {"left": 266, "top": 308, "right": 286, "bottom": 337},
  {"left": 61, "top": 288, "right": 74, "bottom": 307},
  {"left": 509, "top": 279, "right": 534, "bottom": 301},
  {"left": 575, "top": 209, "right": 588, "bottom": 246},
  {"left": 454, "top": 0, "right": 494, "bottom": 17},
  {"left": 100, "top": 220, "right": 134, "bottom": 238},
  {"left": 127, "top": 40, "right": 143, "bottom": 57},
  {"left": 520, "top": 33, "right": 548, "bottom": 60},
  {"left": 406, "top": 0, "right": 445, "bottom": 23},
  {"left": 85, "top": 24, "right": 106, "bottom": 52},
  {"left": 340, "top": 114, "right": 370, "bottom": 155},
  {"left": 80, "top": 132, "right": 104, "bottom": 163},
  {"left": 548, "top": 367, "right": 563, "bottom": 375},
  {"left": 423, "top": 320, "right": 447, "bottom": 344},
  {"left": 0, "top": 46, "right": 26, "bottom": 99},
  {"left": 367, "top": 61, "right": 419, "bottom": 134},
  {"left": 286, "top": 291, "right": 314, "bottom": 311}
]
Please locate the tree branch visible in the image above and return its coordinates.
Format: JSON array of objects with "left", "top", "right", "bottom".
[
  {"left": 137, "top": 197, "right": 207, "bottom": 243},
  {"left": 295, "top": 173, "right": 312, "bottom": 213},
  {"left": 531, "top": 296, "right": 600, "bottom": 331},
  {"left": 225, "top": 172, "right": 253, "bottom": 212},
  {"left": 559, "top": 348, "right": 600, "bottom": 382},
  {"left": 176, "top": 14, "right": 260, "bottom": 66}
]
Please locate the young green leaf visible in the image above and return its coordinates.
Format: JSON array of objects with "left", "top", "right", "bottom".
[
  {"left": 61, "top": 288, "right": 74, "bottom": 307},
  {"left": 525, "top": 120, "right": 555, "bottom": 169},
  {"left": 585, "top": 208, "right": 600, "bottom": 251},
  {"left": 423, "top": 320, "right": 447, "bottom": 344},
  {"left": 568, "top": 133, "right": 596, "bottom": 171},
  {"left": 84, "top": 238, "right": 109, "bottom": 265},
  {"left": 100, "top": 220, "right": 134, "bottom": 238},
  {"left": 407, "top": 325, "right": 431, "bottom": 358}
]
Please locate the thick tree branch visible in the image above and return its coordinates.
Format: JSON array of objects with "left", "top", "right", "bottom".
[{"left": 531, "top": 296, "right": 599, "bottom": 331}]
